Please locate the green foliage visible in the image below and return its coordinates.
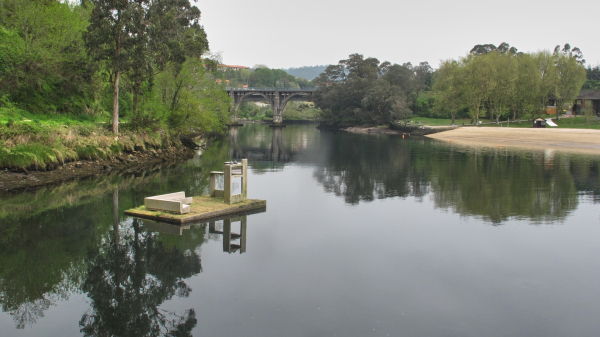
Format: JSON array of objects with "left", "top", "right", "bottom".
[
  {"left": 432, "top": 43, "right": 587, "bottom": 124},
  {"left": 0, "top": 1, "right": 92, "bottom": 113},
  {"left": 313, "top": 54, "right": 429, "bottom": 126},
  {"left": 582, "top": 65, "right": 600, "bottom": 90}
]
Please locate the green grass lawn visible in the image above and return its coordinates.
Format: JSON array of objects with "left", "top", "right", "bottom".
[
  {"left": 404, "top": 115, "right": 600, "bottom": 130},
  {"left": 480, "top": 116, "right": 600, "bottom": 129}
]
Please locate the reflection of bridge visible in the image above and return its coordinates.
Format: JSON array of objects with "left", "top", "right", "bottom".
[
  {"left": 226, "top": 88, "right": 315, "bottom": 124},
  {"left": 228, "top": 125, "right": 292, "bottom": 163}
]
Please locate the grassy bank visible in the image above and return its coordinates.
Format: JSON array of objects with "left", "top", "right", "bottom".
[
  {"left": 404, "top": 115, "right": 600, "bottom": 129},
  {"left": 0, "top": 107, "right": 183, "bottom": 171}
]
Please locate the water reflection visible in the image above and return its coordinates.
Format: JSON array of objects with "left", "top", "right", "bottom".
[
  {"left": 307, "top": 129, "right": 600, "bottom": 224},
  {"left": 2, "top": 124, "right": 600, "bottom": 335},
  {"left": 79, "top": 218, "right": 200, "bottom": 336},
  {"left": 227, "top": 125, "right": 293, "bottom": 166},
  {"left": 209, "top": 216, "right": 247, "bottom": 254}
]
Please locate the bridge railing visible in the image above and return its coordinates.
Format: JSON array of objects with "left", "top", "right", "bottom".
[{"left": 226, "top": 87, "right": 316, "bottom": 91}]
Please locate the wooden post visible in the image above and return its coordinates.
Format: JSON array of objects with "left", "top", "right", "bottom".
[
  {"left": 209, "top": 172, "right": 216, "bottom": 197},
  {"left": 224, "top": 164, "right": 232, "bottom": 204},
  {"left": 242, "top": 159, "right": 248, "bottom": 200}
]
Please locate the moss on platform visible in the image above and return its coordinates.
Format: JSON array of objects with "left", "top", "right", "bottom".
[{"left": 124, "top": 195, "right": 266, "bottom": 224}]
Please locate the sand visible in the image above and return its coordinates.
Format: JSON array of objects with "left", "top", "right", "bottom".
[{"left": 426, "top": 127, "right": 600, "bottom": 155}]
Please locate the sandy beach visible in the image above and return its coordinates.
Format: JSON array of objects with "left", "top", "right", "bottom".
[{"left": 426, "top": 127, "right": 600, "bottom": 155}]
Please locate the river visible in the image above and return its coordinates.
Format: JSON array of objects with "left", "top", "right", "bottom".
[{"left": 1, "top": 124, "right": 600, "bottom": 336}]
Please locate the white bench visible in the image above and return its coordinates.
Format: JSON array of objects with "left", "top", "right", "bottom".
[{"left": 144, "top": 192, "right": 193, "bottom": 214}]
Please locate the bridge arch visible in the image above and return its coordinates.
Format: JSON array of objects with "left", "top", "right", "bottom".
[
  {"left": 227, "top": 88, "right": 315, "bottom": 124},
  {"left": 233, "top": 91, "right": 274, "bottom": 111}
]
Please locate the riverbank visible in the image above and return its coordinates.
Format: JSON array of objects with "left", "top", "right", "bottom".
[
  {"left": 0, "top": 145, "right": 196, "bottom": 192},
  {"left": 426, "top": 127, "right": 600, "bottom": 155},
  {"left": 333, "top": 125, "right": 458, "bottom": 136}
]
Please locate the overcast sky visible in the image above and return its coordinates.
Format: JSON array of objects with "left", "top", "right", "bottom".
[{"left": 198, "top": 0, "right": 600, "bottom": 70}]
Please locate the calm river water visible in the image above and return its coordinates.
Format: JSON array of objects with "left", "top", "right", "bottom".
[{"left": 1, "top": 124, "right": 600, "bottom": 337}]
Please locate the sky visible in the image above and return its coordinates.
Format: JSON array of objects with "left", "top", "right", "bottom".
[{"left": 197, "top": 0, "right": 600, "bottom": 70}]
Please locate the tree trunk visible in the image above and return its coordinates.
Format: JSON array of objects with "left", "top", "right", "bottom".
[
  {"left": 113, "top": 71, "right": 120, "bottom": 134},
  {"left": 451, "top": 113, "right": 455, "bottom": 125},
  {"left": 112, "top": 35, "right": 121, "bottom": 135},
  {"left": 133, "top": 81, "right": 140, "bottom": 117}
]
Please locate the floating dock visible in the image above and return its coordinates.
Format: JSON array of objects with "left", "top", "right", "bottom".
[{"left": 125, "top": 195, "right": 266, "bottom": 224}]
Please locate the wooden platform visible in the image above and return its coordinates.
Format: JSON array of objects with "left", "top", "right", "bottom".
[{"left": 125, "top": 195, "right": 266, "bottom": 224}]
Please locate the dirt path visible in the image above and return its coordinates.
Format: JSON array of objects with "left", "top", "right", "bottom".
[{"left": 426, "top": 127, "right": 600, "bottom": 155}]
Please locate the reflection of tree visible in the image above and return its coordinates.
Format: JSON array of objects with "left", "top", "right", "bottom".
[
  {"left": 430, "top": 149, "right": 578, "bottom": 224},
  {"left": 313, "top": 133, "right": 427, "bottom": 204},
  {"left": 313, "top": 132, "right": 582, "bottom": 223},
  {"left": 0, "top": 203, "right": 100, "bottom": 329},
  {"left": 79, "top": 219, "right": 200, "bottom": 336}
]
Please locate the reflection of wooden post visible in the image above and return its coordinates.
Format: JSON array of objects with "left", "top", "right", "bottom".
[
  {"left": 240, "top": 216, "right": 247, "bottom": 253},
  {"left": 222, "top": 216, "right": 247, "bottom": 254},
  {"left": 223, "top": 218, "right": 232, "bottom": 253}
]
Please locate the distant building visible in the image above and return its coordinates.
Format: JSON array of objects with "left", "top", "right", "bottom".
[
  {"left": 575, "top": 90, "right": 600, "bottom": 115},
  {"left": 218, "top": 65, "right": 249, "bottom": 71}
]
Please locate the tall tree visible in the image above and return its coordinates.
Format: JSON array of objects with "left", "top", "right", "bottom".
[
  {"left": 532, "top": 51, "right": 558, "bottom": 120},
  {"left": 512, "top": 53, "right": 540, "bottom": 122},
  {"left": 489, "top": 51, "right": 517, "bottom": 124},
  {"left": 553, "top": 44, "right": 587, "bottom": 120},
  {"left": 461, "top": 54, "right": 496, "bottom": 125},
  {"left": 83, "top": 0, "right": 144, "bottom": 134},
  {"left": 433, "top": 59, "right": 463, "bottom": 125}
]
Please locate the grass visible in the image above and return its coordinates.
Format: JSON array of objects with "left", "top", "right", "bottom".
[
  {"left": 479, "top": 116, "right": 600, "bottom": 129},
  {"left": 404, "top": 115, "right": 600, "bottom": 130},
  {"left": 405, "top": 117, "right": 470, "bottom": 126},
  {"left": 0, "top": 106, "right": 179, "bottom": 171}
]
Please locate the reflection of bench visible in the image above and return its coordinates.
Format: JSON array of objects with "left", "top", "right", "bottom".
[{"left": 144, "top": 192, "right": 193, "bottom": 214}]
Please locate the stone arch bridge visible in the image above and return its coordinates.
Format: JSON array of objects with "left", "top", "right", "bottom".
[{"left": 226, "top": 88, "right": 315, "bottom": 124}]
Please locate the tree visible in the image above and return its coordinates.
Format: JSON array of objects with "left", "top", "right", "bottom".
[
  {"left": 83, "top": 0, "right": 143, "bottom": 134},
  {"left": 489, "top": 51, "right": 517, "bottom": 124},
  {"left": 532, "top": 51, "right": 558, "bottom": 120},
  {"left": 433, "top": 59, "right": 463, "bottom": 125},
  {"left": 0, "top": 0, "right": 91, "bottom": 113},
  {"left": 553, "top": 44, "right": 587, "bottom": 120},
  {"left": 512, "top": 53, "right": 540, "bottom": 122},
  {"left": 461, "top": 54, "right": 496, "bottom": 125}
]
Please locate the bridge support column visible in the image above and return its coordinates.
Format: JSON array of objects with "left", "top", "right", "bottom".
[{"left": 272, "top": 90, "right": 284, "bottom": 125}]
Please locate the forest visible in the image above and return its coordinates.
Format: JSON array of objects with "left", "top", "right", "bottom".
[
  {"left": 0, "top": 0, "right": 231, "bottom": 170},
  {"left": 314, "top": 43, "right": 591, "bottom": 127}
]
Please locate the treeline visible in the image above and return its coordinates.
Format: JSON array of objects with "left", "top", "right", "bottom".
[
  {"left": 0, "top": 0, "right": 229, "bottom": 135},
  {"left": 313, "top": 54, "right": 432, "bottom": 126},
  {"left": 434, "top": 43, "right": 588, "bottom": 124},
  {"left": 215, "top": 65, "right": 315, "bottom": 89},
  {"left": 583, "top": 65, "right": 600, "bottom": 90}
]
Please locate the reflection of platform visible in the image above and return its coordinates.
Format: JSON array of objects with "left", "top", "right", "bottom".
[
  {"left": 125, "top": 195, "right": 266, "bottom": 224},
  {"left": 142, "top": 220, "right": 191, "bottom": 235}
]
